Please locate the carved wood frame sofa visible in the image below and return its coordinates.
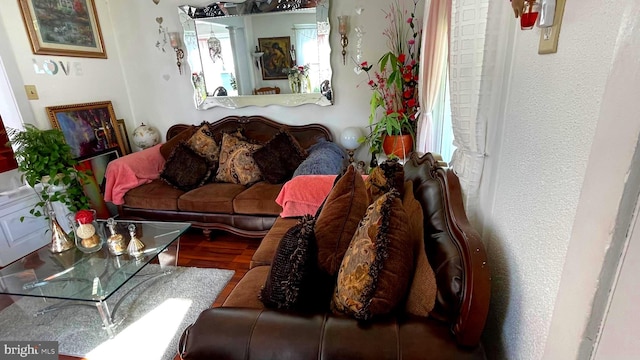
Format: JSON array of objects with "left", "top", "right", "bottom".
[{"left": 115, "top": 115, "right": 333, "bottom": 238}]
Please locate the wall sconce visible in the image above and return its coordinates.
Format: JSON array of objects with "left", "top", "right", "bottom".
[
  {"left": 168, "top": 32, "right": 185, "bottom": 75},
  {"left": 252, "top": 46, "right": 264, "bottom": 70},
  {"left": 337, "top": 15, "right": 349, "bottom": 65},
  {"left": 339, "top": 126, "right": 363, "bottom": 164}
]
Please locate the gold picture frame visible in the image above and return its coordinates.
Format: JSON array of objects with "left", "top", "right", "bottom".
[
  {"left": 259, "top": 36, "right": 292, "bottom": 80},
  {"left": 117, "top": 119, "right": 132, "bottom": 155},
  {"left": 18, "top": 0, "right": 107, "bottom": 58},
  {"left": 46, "top": 101, "right": 125, "bottom": 161}
]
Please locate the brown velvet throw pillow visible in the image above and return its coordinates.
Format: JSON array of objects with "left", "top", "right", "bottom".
[
  {"left": 402, "top": 180, "right": 437, "bottom": 317},
  {"left": 215, "top": 132, "right": 263, "bottom": 185},
  {"left": 260, "top": 215, "right": 318, "bottom": 310},
  {"left": 253, "top": 130, "right": 308, "bottom": 184},
  {"left": 160, "top": 142, "right": 212, "bottom": 191},
  {"left": 365, "top": 159, "right": 405, "bottom": 204},
  {"left": 314, "top": 165, "right": 369, "bottom": 276},
  {"left": 331, "top": 190, "right": 413, "bottom": 320}
]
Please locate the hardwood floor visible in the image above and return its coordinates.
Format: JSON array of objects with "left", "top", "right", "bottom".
[{"left": 3, "top": 229, "right": 259, "bottom": 360}]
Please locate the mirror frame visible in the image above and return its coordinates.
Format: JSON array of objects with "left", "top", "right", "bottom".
[{"left": 178, "top": 1, "right": 333, "bottom": 110}]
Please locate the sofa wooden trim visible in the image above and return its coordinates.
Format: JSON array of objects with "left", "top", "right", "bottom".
[
  {"left": 119, "top": 115, "right": 333, "bottom": 238},
  {"left": 404, "top": 153, "right": 491, "bottom": 347}
]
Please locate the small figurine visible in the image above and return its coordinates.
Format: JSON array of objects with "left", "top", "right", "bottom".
[
  {"left": 355, "top": 161, "right": 366, "bottom": 175},
  {"left": 106, "top": 218, "right": 126, "bottom": 256},
  {"left": 126, "top": 224, "right": 145, "bottom": 258}
]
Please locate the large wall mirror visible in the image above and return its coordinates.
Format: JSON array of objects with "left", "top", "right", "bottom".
[{"left": 178, "top": 0, "right": 333, "bottom": 110}]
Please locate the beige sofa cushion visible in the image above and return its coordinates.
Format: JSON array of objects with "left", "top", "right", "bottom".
[
  {"left": 233, "top": 182, "right": 283, "bottom": 216},
  {"left": 124, "top": 179, "right": 184, "bottom": 211},
  {"left": 222, "top": 265, "right": 269, "bottom": 309},
  {"left": 251, "top": 217, "right": 298, "bottom": 269},
  {"left": 178, "top": 183, "right": 246, "bottom": 213}
]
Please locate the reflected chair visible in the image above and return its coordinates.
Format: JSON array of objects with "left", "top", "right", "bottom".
[{"left": 253, "top": 86, "right": 280, "bottom": 95}]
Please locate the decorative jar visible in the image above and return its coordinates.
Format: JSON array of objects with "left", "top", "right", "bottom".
[{"left": 68, "top": 209, "right": 103, "bottom": 253}]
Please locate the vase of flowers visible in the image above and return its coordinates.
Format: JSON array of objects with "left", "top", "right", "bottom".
[
  {"left": 357, "top": 0, "right": 422, "bottom": 158},
  {"left": 286, "top": 64, "right": 311, "bottom": 93}
]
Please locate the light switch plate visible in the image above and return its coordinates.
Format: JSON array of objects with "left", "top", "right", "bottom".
[
  {"left": 24, "top": 85, "right": 39, "bottom": 100},
  {"left": 538, "top": 0, "right": 566, "bottom": 54}
]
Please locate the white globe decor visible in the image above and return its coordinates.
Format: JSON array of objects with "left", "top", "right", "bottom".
[{"left": 132, "top": 123, "right": 161, "bottom": 150}]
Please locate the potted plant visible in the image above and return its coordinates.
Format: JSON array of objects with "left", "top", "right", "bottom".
[
  {"left": 7, "top": 124, "right": 90, "bottom": 220},
  {"left": 358, "top": 0, "right": 422, "bottom": 159}
]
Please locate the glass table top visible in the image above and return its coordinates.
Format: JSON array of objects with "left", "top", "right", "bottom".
[{"left": 0, "top": 220, "right": 190, "bottom": 302}]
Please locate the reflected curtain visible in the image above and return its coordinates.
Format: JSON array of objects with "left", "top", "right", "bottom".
[{"left": 417, "top": 0, "right": 451, "bottom": 154}]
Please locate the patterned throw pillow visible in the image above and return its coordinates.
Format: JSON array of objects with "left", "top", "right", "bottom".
[
  {"left": 331, "top": 190, "right": 414, "bottom": 320},
  {"left": 215, "top": 132, "right": 263, "bottom": 185},
  {"left": 314, "top": 165, "right": 369, "bottom": 276},
  {"left": 364, "top": 159, "right": 405, "bottom": 204},
  {"left": 253, "top": 130, "right": 308, "bottom": 184},
  {"left": 260, "top": 215, "right": 318, "bottom": 310},
  {"left": 402, "top": 180, "right": 437, "bottom": 317},
  {"left": 160, "top": 142, "right": 212, "bottom": 191},
  {"left": 186, "top": 125, "right": 220, "bottom": 163}
]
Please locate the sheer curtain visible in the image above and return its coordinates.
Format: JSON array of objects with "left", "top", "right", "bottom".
[
  {"left": 416, "top": 0, "right": 451, "bottom": 154},
  {"left": 448, "top": 0, "right": 509, "bottom": 223}
]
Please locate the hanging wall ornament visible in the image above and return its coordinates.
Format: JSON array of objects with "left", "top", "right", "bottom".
[
  {"left": 208, "top": 27, "right": 224, "bottom": 66},
  {"left": 152, "top": 0, "right": 160, "bottom": 4},
  {"left": 155, "top": 17, "right": 167, "bottom": 52}
]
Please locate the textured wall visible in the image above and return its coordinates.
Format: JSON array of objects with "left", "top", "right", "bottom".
[{"left": 480, "top": 0, "right": 628, "bottom": 359}]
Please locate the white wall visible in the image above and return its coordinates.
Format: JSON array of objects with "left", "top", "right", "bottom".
[
  {"left": 480, "top": 0, "right": 640, "bottom": 359},
  {"left": 0, "top": 0, "right": 133, "bottom": 133}
]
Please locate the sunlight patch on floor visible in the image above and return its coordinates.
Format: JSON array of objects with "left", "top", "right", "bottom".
[{"left": 85, "top": 298, "right": 192, "bottom": 360}]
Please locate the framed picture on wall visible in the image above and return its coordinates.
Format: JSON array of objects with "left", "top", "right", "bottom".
[
  {"left": 259, "top": 36, "right": 292, "bottom": 80},
  {"left": 46, "top": 101, "right": 125, "bottom": 161},
  {"left": 18, "top": 0, "right": 107, "bottom": 58}
]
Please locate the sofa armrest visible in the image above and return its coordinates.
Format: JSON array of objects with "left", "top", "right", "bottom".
[
  {"left": 104, "top": 144, "right": 165, "bottom": 205},
  {"left": 178, "top": 308, "right": 485, "bottom": 360}
]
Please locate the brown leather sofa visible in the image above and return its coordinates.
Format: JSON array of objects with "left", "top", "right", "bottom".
[
  {"left": 178, "top": 153, "right": 491, "bottom": 359},
  {"left": 118, "top": 116, "right": 333, "bottom": 238}
]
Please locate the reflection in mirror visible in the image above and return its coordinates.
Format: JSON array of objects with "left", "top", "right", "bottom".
[{"left": 178, "top": 1, "right": 333, "bottom": 110}]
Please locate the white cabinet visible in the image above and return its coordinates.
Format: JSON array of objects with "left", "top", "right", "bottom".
[{"left": 0, "top": 186, "right": 48, "bottom": 267}]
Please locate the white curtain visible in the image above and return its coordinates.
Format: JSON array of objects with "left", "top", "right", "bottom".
[
  {"left": 448, "top": 0, "right": 511, "bottom": 224},
  {"left": 417, "top": 0, "right": 451, "bottom": 154}
]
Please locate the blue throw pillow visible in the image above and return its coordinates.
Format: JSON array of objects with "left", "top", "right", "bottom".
[{"left": 292, "top": 140, "right": 347, "bottom": 177}]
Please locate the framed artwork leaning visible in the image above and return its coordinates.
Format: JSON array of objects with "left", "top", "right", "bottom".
[
  {"left": 18, "top": 0, "right": 107, "bottom": 58},
  {"left": 117, "top": 119, "right": 132, "bottom": 155},
  {"left": 259, "top": 36, "right": 292, "bottom": 80},
  {"left": 46, "top": 101, "right": 125, "bottom": 161}
]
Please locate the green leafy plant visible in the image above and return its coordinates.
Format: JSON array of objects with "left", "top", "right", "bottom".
[{"left": 7, "top": 124, "right": 90, "bottom": 219}]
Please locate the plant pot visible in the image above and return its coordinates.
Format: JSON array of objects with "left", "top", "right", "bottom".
[{"left": 382, "top": 134, "right": 413, "bottom": 158}]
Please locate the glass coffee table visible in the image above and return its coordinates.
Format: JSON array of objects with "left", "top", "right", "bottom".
[{"left": 0, "top": 220, "right": 190, "bottom": 337}]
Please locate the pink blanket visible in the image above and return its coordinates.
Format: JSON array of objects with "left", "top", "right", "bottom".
[
  {"left": 104, "top": 144, "right": 166, "bottom": 205},
  {"left": 276, "top": 174, "right": 368, "bottom": 217}
]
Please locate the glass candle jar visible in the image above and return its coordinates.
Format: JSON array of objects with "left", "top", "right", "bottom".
[
  {"left": 520, "top": 1, "right": 540, "bottom": 30},
  {"left": 68, "top": 209, "right": 103, "bottom": 253}
]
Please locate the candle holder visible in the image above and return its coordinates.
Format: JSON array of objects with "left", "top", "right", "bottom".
[
  {"left": 168, "top": 32, "right": 185, "bottom": 74},
  {"left": 338, "top": 16, "right": 349, "bottom": 65}
]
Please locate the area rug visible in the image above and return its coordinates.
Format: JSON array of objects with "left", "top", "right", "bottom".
[{"left": 0, "top": 265, "right": 234, "bottom": 360}]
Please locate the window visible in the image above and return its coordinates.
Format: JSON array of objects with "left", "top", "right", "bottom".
[{"left": 431, "top": 65, "right": 455, "bottom": 163}]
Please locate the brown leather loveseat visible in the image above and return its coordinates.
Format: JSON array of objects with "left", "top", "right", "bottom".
[
  {"left": 178, "top": 153, "right": 491, "bottom": 359},
  {"left": 111, "top": 116, "right": 334, "bottom": 238}
]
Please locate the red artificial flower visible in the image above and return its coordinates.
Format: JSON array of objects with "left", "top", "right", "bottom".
[
  {"left": 408, "top": 39, "right": 415, "bottom": 45},
  {"left": 403, "top": 89, "right": 413, "bottom": 98},
  {"left": 407, "top": 98, "right": 417, "bottom": 108},
  {"left": 397, "top": 53, "right": 406, "bottom": 64},
  {"left": 360, "top": 61, "right": 368, "bottom": 67},
  {"left": 407, "top": 17, "right": 413, "bottom": 24},
  {"left": 368, "top": 80, "right": 375, "bottom": 87}
]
